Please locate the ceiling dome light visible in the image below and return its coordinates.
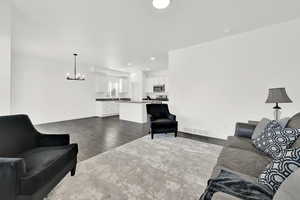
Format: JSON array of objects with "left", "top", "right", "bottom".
[{"left": 152, "top": 0, "right": 171, "bottom": 9}]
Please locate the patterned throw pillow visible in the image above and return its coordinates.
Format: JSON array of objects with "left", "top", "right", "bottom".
[
  {"left": 264, "top": 120, "right": 283, "bottom": 132},
  {"left": 258, "top": 148, "right": 300, "bottom": 193},
  {"left": 253, "top": 122, "right": 300, "bottom": 159}
]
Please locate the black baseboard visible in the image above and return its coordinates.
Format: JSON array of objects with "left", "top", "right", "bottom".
[{"left": 178, "top": 132, "right": 227, "bottom": 146}]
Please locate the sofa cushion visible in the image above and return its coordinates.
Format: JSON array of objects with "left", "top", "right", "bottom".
[
  {"left": 152, "top": 119, "right": 177, "bottom": 129},
  {"left": 287, "top": 112, "right": 300, "bottom": 129},
  {"left": 226, "top": 136, "right": 258, "bottom": 153},
  {"left": 19, "top": 144, "right": 78, "bottom": 195},
  {"left": 211, "top": 166, "right": 257, "bottom": 183},
  {"left": 287, "top": 113, "right": 300, "bottom": 149},
  {"left": 258, "top": 148, "right": 300, "bottom": 193},
  {"left": 216, "top": 147, "right": 272, "bottom": 178},
  {"left": 253, "top": 127, "right": 300, "bottom": 159},
  {"left": 273, "top": 168, "right": 300, "bottom": 200}
]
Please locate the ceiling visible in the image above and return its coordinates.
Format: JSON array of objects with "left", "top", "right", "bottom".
[{"left": 12, "top": 0, "right": 300, "bottom": 72}]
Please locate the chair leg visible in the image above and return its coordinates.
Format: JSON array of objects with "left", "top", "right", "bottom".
[
  {"left": 175, "top": 131, "right": 178, "bottom": 137},
  {"left": 151, "top": 132, "right": 154, "bottom": 139},
  {"left": 71, "top": 165, "right": 76, "bottom": 176},
  {"left": 199, "top": 188, "right": 216, "bottom": 200}
]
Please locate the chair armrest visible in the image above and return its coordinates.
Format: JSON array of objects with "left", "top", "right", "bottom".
[
  {"left": 234, "top": 123, "right": 256, "bottom": 138},
  {"left": 148, "top": 114, "right": 154, "bottom": 122},
  {"left": 0, "top": 158, "right": 25, "bottom": 200},
  {"left": 38, "top": 134, "right": 70, "bottom": 147},
  {"left": 168, "top": 113, "right": 176, "bottom": 121}
]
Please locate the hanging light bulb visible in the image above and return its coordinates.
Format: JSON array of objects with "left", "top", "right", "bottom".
[
  {"left": 152, "top": 0, "right": 171, "bottom": 9},
  {"left": 66, "top": 73, "right": 71, "bottom": 79}
]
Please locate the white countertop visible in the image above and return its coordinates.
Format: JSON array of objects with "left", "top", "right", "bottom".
[{"left": 119, "top": 100, "right": 164, "bottom": 104}]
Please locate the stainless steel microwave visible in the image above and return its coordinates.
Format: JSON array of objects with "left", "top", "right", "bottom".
[{"left": 153, "top": 85, "right": 165, "bottom": 93}]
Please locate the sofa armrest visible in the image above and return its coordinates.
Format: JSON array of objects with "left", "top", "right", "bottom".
[
  {"left": 0, "top": 158, "right": 25, "bottom": 200},
  {"left": 168, "top": 113, "right": 176, "bottom": 121},
  {"left": 234, "top": 123, "right": 256, "bottom": 138},
  {"left": 38, "top": 134, "right": 70, "bottom": 147}
]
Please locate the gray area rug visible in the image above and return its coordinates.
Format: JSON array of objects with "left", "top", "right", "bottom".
[{"left": 49, "top": 135, "right": 230, "bottom": 200}]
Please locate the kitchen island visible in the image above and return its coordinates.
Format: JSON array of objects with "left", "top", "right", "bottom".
[
  {"left": 95, "top": 98, "right": 131, "bottom": 117},
  {"left": 119, "top": 101, "right": 149, "bottom": 123}
]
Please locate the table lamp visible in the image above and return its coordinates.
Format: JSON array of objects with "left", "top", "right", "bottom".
[{"left": 265, "top": 88, "right": 292, "bottom": 120}]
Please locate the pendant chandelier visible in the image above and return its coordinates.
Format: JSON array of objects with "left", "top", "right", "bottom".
[{"left": 66, "top": 53, "right": 85, "bottom": 81}]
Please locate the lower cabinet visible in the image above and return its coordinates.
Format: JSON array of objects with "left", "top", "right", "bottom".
[{"left": 96, "top": 101, "right": 119, "bottom": 117}]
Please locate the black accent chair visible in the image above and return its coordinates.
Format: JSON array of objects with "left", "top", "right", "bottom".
[
  {"left": 146, "top": 104, "right": 178, "bottom": 139},
  {"left": 0, "top": 115, "right": 78, "bottom": 200}
]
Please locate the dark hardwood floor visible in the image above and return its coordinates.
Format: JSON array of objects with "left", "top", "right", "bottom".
[
  {"left": 178, "top": 132, "right": 226, "bottom": 146},
  {"left": 36, "top": 116, "right": 225, "bottom": 162}
]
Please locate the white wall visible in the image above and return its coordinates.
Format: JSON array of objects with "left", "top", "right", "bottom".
[
  {"left": 169, "top": 19, "right": 300, "bottom": 139},
  {"left": 11, "top": 53, "right": 96, "bottom": 124},
  {"left": 145, "top": 70, "right": 168, "bottom": 78},
  {"left": 0, "top": 0, "right": 11, "bottom": 115}
]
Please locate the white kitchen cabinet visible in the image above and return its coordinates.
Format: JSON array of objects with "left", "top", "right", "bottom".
[
  {"left": 119, "top": 78, "right": 129, "bottom": 93},
  {"left": 119, "top": 102, "right": 148, "bottom": 123},
  {"left": 96, "top": 101, "right": 119, "bottom": 117},
  {"left": 145, "top": 78, "right": 153, "bottom": 93}
]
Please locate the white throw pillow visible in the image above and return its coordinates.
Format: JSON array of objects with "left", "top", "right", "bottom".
[
  {"left": 251, "top": 117, "right": 290, "bottom": 140},
  {"left": 273, "top": 168, "right": 300, "bottom": 200}
]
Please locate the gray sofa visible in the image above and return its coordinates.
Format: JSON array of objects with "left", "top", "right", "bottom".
[{"left": 207, "top": 112, "right": 300, "bottom": 200}]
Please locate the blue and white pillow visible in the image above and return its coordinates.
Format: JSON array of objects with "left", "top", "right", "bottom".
[
  {"left": 258, "top": 148, "right": 300, "bottom": 193},
  {"left": 253, "top": 121, "right": 300, "bottom": 159},
  {"left": 264, "top": 120, "right": 283, "bottom": 132}
]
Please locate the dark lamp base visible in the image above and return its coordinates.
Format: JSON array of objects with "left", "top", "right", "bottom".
[{"left": 273, "top": 102, "right": 281, "bottom": 110}]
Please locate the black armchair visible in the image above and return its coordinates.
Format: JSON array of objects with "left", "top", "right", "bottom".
[
  {"left": 0, "top": 114, "right": 78, "bottom": 200},
  {"left": 146, "top": 104, "right": 178, "bottom": 139}
]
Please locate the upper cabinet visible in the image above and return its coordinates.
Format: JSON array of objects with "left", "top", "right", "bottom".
[
  {"left": 96, "top": 74, "right": 130, "bottom": 95},
  {"left": 119, "top": 78, "right": 129, "bottom": 93},
  {"left": 145, "top": 78, "right": 153, "bottom": 93}
]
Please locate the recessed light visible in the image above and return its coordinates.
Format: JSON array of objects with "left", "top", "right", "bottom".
[
  {"left": 152, "top": 0, "right": 171, "bottom": 10},
  {"left": 150, "top": 57, "right": 156, "bottom": 61},
  {"left": 127, "top": 62, "right": 132, "bottom": 66}
]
